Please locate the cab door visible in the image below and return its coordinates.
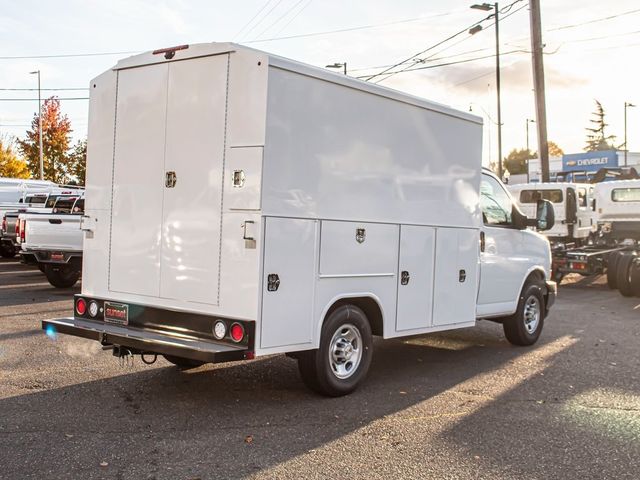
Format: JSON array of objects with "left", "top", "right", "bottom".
[
  {"left": 477, "top": 173, "right": 526, "bottom": 317},
  {"left": 565, "top": 187, "right": 577, "bottom": 238}
]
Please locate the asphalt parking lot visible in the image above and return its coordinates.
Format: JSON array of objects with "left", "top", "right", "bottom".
[{"left": 1, "top": 258, "right": 639, "bottom": 480}]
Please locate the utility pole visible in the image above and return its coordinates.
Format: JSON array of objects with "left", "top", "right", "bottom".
[
  {"left": 29, "top": 70, "right": 44, "bottom": 180},
  {"left": 624, "top": 101, "right": 635, "bottom": 167},
  {"left": 529, "top": 0, "right": 550, "bottom": 182}
]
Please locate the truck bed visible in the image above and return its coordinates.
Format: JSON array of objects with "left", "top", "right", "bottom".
[{"left": 19, "top": 213, "right": 83, "bottom": 252}]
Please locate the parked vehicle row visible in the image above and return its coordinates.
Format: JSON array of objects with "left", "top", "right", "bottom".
[
  {"left": 511, "top": 178, "right": 640, "bottom": 295},
  {"left": 0, "top": 182, "right": 85, "bottom": 287}
]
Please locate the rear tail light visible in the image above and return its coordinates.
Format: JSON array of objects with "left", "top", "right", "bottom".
[
  {"left": 88, "top": 301, "right": 99, "bottom": 318},
  {"left": 75, "top": 298, "right": 87, "bottom": 316},
  {"left": 1, "top": 215, "right": 6, "bottom": 233},
  {"left": 17, "top": 219, "right": 26, "bottom": 243},
  {"left": 213, "top": 321, "right": 227, "bottom": 340},
  {"left": 230, "top": 323, "right": 245, "bottom": 343}
]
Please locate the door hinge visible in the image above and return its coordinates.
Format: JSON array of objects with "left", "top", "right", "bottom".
[
  {"left": 165, "top": 171, "right": 177, "bottom": 188},
  {"left": 400, "top": 270, "right": 410, "bottom": 285}
]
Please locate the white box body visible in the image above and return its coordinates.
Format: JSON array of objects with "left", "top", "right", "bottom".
[{"left": 82, "top": 43, "right": 483, "bottom": 356}]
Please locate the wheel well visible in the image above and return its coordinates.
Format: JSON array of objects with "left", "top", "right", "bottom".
[
  {"left": 525, "top": 269, "right": 545, "bottom": 285},
  {"left": 325, "top": 297, "right": 383, "bottom": 336}
]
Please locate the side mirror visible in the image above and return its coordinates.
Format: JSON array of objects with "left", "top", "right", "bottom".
[{"left": 536, "top": 199, "right": 555, "bottom": 231}]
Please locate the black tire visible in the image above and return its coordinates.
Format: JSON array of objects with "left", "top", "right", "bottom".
[
  {"left": 616, "top": 252, "right": 637, "bottom": 297},
  {"left": 297, "top": 305, "right": 373, "bottom": 397},
  {"left": 43, "top": 264, "right": 80, "bottom": 288},
  {"left": 630, "top": 261, "right": 640, "bottom": 297},
  {"left": 0, "top": 244, "right": 16, "bottom": 258},
  {"left": 163, "top": 355, "right": 205, "bottom": 370},
  {"left": 503, "top": 280, "right": 546, "bottom": 346},
  {"left": 607, "top": 252, "right": 622, "bottom": 289}
]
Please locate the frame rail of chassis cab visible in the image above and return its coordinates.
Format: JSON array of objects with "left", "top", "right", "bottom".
[
  {"left": 552, "top": 243, "right": 630, "bottom": 279},
  {"left": 42, "top": 295, "right": 255, "bottom": 364}
]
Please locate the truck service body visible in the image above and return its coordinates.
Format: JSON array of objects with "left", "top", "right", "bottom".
[{"left": 43, "top": 43, "right": 556, "bottom": 395}]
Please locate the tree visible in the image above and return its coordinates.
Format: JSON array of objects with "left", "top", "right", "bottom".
[
  {"left": 68, "top": 139, "right": 87, "bottom": 185},
  {"left": 547, "top": 141, "right": 564, "bottom": 157},
  {"left": 0, "top": 136, "right": 30, "bottom": 179},
  {"left": 503, "top": 148, "right": 536, "bottom": 175},
  {"left": 17, "top": 97, "right": 73, "bottom": 182},
  {"left": 585, "top": 100, "right": 616, "bottom": 152}
]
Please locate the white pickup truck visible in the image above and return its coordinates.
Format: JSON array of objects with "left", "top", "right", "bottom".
[
  {"left": 18, "top": 195, "right": 84, "bottom": 287},
  {"left": 43, "top": 43, "right": 556, "bottom": 396}
]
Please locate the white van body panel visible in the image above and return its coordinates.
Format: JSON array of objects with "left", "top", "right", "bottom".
[
  {"left": 77, "top": 42, "right": 551, "bottom": 359},
  {"left": 595, "top": 179, "right": 640, "bottom": 222}
]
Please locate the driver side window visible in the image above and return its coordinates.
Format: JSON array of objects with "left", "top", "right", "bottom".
[{"left": 480, "top": 174, "right": 513, "bottom": 226}]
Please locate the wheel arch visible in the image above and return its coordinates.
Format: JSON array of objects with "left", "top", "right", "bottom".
[{"left": 317, "top": 294, "right": 385, "bottom": 342}]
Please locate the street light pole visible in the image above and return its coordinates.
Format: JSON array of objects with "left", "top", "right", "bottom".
[
  {"left": 526, "top": 118, "right": 535, "bottom": 152},
  {"left": 325, "top": 62, "right": 347, "bottom": 75},
  {"left": 29, "top": 70, "right": 44, "bottom": 180},
  {"left": 624, "top": 101, "right": 635, "bottom": 167},
  {"left": 470, "top": 3, "right": 502, "bottom": 180}
]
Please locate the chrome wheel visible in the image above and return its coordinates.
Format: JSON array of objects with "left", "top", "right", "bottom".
[
  {"left": 523, "top": 296, "right": 541, "bottom": 334},
  {"left": 328, "top": 324, "right": 363, "bottom": 380}
]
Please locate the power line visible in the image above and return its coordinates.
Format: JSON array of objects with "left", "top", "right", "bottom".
[
  {"left": 367, "top": 1, "right": 527, "bottom": 84},
  {"left": 0, "top": 51, "right": 138, "bottom": 60},
  {"left": 243, "top": 9, "right": 461, "bottom": 43},
  {"left": 548, "top": 7, "right": 640, "bottom": 31},
  {"left": 272, "top": 0, "right": 314, "bottom": 37},
  {"left": 253, "top": 0, "right": 309, "bottom": 40},
  {"left": 233, "top": 0, "right": 275, "bottom": 40},
  {"left": 240, "top": 0, "right": 286, "bottom": 41}
]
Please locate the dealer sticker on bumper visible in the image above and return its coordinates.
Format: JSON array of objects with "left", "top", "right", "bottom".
[{"left": 104, "top": 302, "right": 129, "bottom": 325}]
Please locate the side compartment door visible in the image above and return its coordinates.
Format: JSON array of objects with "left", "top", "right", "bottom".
[
  {"left": 432, "top": 228, "right": 479, "bottom": 326},
  {"left": 260, "top": 218, "right": 317, "bottom": 350},
  {"left": 396, "top": 225, "right": 436, "bottom": 331}
]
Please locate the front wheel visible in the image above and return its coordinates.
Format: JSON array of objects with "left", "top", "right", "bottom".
[
  {"left": 43, "top": 264, "right": 80, "bottom": 288},
  {"left": 297, "top": 305, "right": 373, "bottom": 397},
  {"left": 503, "top": 280, "right": 546, "bottom": 346}
]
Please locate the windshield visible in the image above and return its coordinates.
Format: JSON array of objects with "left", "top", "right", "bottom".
[{"left": 519, "top": 189, "right": 563, "bottom": 204}]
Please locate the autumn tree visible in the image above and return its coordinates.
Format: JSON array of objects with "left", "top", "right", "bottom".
[
  {"left": 503, "top": 148, "right": 536, "bottom": 175},
  {"left": 547, "top": 141, "right": 564, "bottom": 157},
  {"left": 68, "top": 139, "right": 87, "bottom": 185},
  {"left": 0, "top": 136, "right": 30, "bottom": 179},
  {"left": 585, "top": 100, "right": 616, "bottom": 152},
  {"left": 17, "top": 97, "right": 73, "bottom": 183}
]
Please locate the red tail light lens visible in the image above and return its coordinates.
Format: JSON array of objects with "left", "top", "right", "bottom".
[
  {"left": 230, "top": 323, "right": 245, "bottom": 343},
  {"left": 76, "top": 298, "right": 87, "bottom": 316},
  {"left": 19, "top": 220, "right": 26, "bottom": 243}
]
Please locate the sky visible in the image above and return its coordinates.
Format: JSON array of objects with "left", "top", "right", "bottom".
[{"left": 1, "top": 0, "right": 639, "bottom": 166}]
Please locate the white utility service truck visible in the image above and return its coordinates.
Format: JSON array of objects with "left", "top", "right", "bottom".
[
  {"left": 43, "top": 43, "right": 556, "bottom": 396},
  {"left": 508, "top": 182, "right": 597, "bottom": 244}
]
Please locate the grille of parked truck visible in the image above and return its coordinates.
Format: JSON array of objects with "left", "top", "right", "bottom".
[{"left": 41, "top": 43, "right": 557, "bottom": 396}]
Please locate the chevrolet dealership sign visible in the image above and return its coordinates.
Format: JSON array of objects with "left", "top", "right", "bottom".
[{"left": 562, "top": 150, "right": 618, "bottom": 171}]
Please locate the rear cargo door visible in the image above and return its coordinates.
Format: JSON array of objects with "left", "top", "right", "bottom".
[
  {"left": 160, "top": 55, "right": 228, "bottom": 304},
  {"left": 109, "top": 55, "right": 229, "bottom": 304},
  {"left": 110, "top": 63, "right": 168, "bottom": 297}
]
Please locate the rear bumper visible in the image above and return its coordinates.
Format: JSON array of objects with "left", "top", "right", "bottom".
[
  {"left": 545, "top": 280, "right": 557, "bottom": 312},
  {"left": 42, "top": 317, "right": 250, "bottom": 364},
  {"left": 20, "top": 249, "right": 82, "bottom": 265}
]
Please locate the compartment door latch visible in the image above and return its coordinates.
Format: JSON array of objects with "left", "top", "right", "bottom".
[
  {"left": 400, "top": 271, "right": 410, "bottom": 285},
  {"left": 165, "top": 171, "right": 177, "bottom": 188},
  {"left": 267, "top": 274, "right": 280, "bottom": 292}
]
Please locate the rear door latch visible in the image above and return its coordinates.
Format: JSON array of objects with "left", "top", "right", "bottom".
[
  {"left": 267, "top": 274, "right": 280, "bottom": 292},
  {"left": 165, "top": 171, "right": 177, "bottom": 188}
]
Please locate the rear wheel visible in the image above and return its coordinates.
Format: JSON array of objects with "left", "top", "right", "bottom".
[
  {"left": 297, "top": 305, "right": 373, "bottom": 397},
  {"left": 503, "top": 280, "right": 545, "bottom": 346},
  {"left": 0, "top": 244, "right": 15, "bottom": 258},
  {"left": 163, "top": 355, "right": 205, "bottom": 370},
  {"left": 607, "top": 252, "right": 622, "bottom": 289},
  {"left": 616, "top": 252, "right": 637, "bottom": 297},
  {"left": 43, "top": 264, "right": 80, "bottom": 288}
]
